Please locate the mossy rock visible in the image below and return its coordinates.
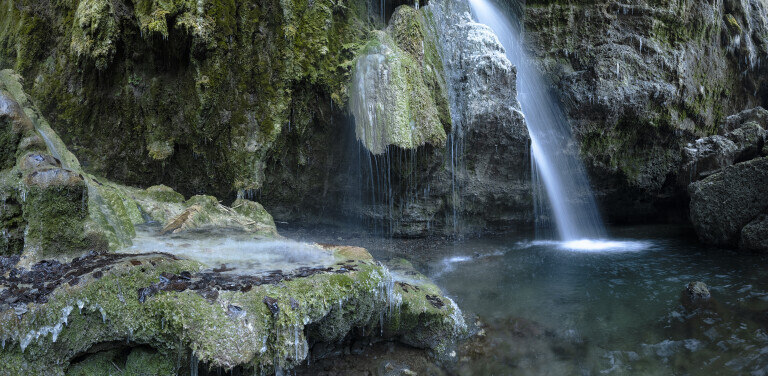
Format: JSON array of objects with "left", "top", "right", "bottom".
[
  {"left": 350, "top": 29, "right": 447, "bottom": 154},
  {"left": 160, "top": 196, "right": 279, "bottom": 237},
  {"left": 0, "top": 245, "right": 465, "bottom": 374}
]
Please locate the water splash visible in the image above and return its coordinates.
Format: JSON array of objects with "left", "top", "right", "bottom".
[{"left": 468, "top": 0, "right": 606, "bottom": 241}]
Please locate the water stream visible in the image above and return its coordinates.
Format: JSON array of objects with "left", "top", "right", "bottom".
[{"left": 468, "top": 0, "right": 606, "bottom": 241}]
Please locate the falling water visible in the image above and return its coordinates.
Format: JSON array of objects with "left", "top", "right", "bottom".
[{"left": 468, "top": 0, "right": 606, "bottom": 240}]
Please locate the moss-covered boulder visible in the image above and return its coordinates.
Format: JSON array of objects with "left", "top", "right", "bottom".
[
  {"left": 0, "top": 244, "right": 465, "bottom": 374},
  {"left": 160, "top": 195, "right": 278, "bottom": 237},
  {"left": 350, "top": 6, "right": 450, "bottom": 154}
]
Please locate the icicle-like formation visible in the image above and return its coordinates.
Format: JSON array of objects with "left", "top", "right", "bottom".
[{"left": 19, "top": 306, "right": 73, "bottom": 352}]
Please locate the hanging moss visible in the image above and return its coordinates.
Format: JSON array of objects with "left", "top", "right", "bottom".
[{"left": 0, "top": 0, "right": 373, "bottom": 198}]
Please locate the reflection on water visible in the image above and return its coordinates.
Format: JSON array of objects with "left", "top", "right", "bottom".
[
  {"left": 120, "top": 225, "right": 336, "bottom": 274},
  {"left": 427, "top": 226, "right": 768, "bottom": 375}
]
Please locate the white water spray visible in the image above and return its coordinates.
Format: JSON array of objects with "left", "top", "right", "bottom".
[{"left": 468, "top": 0, "right": 606, "bottom": 241}]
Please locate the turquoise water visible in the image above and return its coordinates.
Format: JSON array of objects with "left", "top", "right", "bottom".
[{"left": 425, "top": 226, "right": 768, "bottom": 375}]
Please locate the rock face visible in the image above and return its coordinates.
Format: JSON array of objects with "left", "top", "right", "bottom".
[
  {"left": 689, "top": 157, "right": 768, "bottom": 246},
  {"left": 427, "top": 0, "right": 531, "bottom": 232},
  {"left": 524, "top": 0, "right": 768, "bottom": 222},
  {"left": 0, "top": 246, "right": 465, "bottom": 374},
  {"left": 0, "top": 70, "right": 278, "bottom": 263},
  {"left": 261, "top": 0, "right": 531, "bottom": 236},
  {"left": 0, "top": 0, "right": 372, "bottom": 197}
]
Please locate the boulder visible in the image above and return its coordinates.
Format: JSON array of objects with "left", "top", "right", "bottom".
[
  {"left": 739, "top": 215, "right": 768, "bottom": 252},
  {"left": 689, "top": 157, "right": 768, "bottom": 246},
  {"left": 679, "top": 119, "right": 767, "bottom": 186}
]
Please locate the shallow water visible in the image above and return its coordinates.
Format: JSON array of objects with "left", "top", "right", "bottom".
[
  {"left": 120, "top": 225, "right": 336, "bottom": 275},
  {"left": 426, "top": 226, "right": 768, "bottom": 375},
  {"left": 282, "top": 225, "right": 768, "bottom": 375}
]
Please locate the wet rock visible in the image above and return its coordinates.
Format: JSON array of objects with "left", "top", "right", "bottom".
[
  {"left": 679, "top": 281, "right": 723, "bottom": 316},
  {"left": 263, "top": 296, "right": 280, "bottom": 315},
  {"left": 689, "top": 157, "right": 768, "bottom": 246},
  {"left": 739, "top": 215, "right": 768, "bottom": 252},
  {"left": 524, "top": 1, "right": 768, "bottom": 223},
  {"left": 685, "top": 281, "right": 711, "bottom": 300}
]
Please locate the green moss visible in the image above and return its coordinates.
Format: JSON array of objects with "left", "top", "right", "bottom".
[
  {"left": 22, "top": 176, "right": 90, "bottom": 257},
  {"left": 70, "top": 0, "right": 119, "bottom": 70},
  {"left": 145, "top": 185, "right": 185, "bottom": 203},
  {"left": 350, "top": 28, "right": 447, "bottom": 154}
]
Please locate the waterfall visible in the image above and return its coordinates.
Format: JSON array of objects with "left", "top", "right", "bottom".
[{"left": 468, "top": 0, "right": 606, "bottom": 240}]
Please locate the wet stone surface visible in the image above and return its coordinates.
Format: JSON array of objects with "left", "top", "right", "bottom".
[
  {"left": 1, "top": 251, "right": 362, "bottom": 315},
  {"left": 0, "top": 252, "right": 178, "bottom": 312}
]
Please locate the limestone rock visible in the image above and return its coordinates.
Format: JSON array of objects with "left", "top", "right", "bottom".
[{"left": 689, "top": 157, "right": 768, "bottom": 246}]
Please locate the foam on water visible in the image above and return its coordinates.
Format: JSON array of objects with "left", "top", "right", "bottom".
[
  {"left": 520, "top": 239, "right": 651, "bottom": 253},
  {"left": 121, "top": 226, "right": 336, "bottom": 274}
]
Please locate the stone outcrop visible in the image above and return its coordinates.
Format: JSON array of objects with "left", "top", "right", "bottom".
[
  {"left": 0, "top": 245, "right": 465, "bottom": 374},
  {"left": 524, "top": 0, "right": 768, "bottom": 222},
  {"left": 689, "top": 157, "right": 768, "bottom": 247}
]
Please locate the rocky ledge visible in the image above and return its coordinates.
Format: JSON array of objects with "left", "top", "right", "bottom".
[{"left": 0, "top": 245, "right": 466, "bottom": 375}]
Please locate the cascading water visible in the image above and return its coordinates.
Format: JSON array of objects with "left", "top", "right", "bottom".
[{"left": 468, "top": 0, "right": 606, "bottom": 241}]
